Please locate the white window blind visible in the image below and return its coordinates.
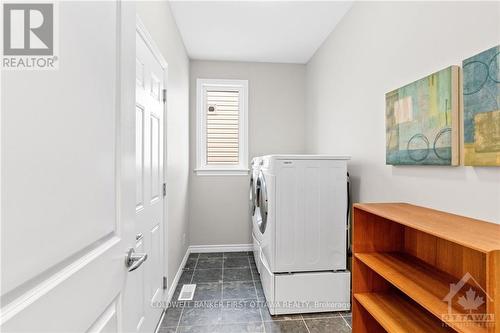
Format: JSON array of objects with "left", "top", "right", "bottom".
[
  {"left": 206, "top": 90, "right": 240, "bottom": 165},
  {"left": 196, "top": 79, "right": 248, "bottom": 175}
]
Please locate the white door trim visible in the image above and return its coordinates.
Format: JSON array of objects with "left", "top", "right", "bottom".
[
  {"left": 136, "top": 17, "right": 168, "bottom": 69},
  {"left": 135, "top": 16, "right": 169, "bottom": 298}
]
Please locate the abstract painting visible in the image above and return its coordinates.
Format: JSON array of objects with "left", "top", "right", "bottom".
[
  {"left": 386, "top": 66, "right": 459, "bottom": 165},
  {"left": 463, "top": 45, "right": 500, "bottom": 166}
]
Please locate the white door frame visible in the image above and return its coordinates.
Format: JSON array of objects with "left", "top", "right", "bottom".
[{"left": 135, "top": 16, "right": 169, "bottom": 303}]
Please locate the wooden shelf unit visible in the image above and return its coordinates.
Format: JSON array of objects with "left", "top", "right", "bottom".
[
  {"left": 354, "top": 292, "right": 454, "bottom": 333},
  {"left": 352, "top": 203, "right": 500, "bottom": 333}
]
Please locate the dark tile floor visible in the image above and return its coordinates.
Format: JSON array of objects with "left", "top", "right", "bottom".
[{"left": 158, "top": 252, "right": 352, "bottom": 333}]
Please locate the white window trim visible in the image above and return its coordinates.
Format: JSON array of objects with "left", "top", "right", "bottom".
[{"left": 195, "top": 78, "right": 249, "bottom": 176}]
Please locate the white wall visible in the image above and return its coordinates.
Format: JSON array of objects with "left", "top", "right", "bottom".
[
  {"left": 136, "top": 1, "right": 190, "bottom": 289},
  {"left": 189, "top": 61, "right": 306, "bottom": 245},
  {"left": 305, "top": 1, "right": 500, "bottom": 223}
]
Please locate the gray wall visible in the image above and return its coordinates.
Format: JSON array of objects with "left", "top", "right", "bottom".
[
  {"left": 189, "top": 61, "right": 306, "bottom": 245},
  {"left": 305, "top": 1, "right": 500, "bottom": 223},
  {"left": 136, "top": 1, "right": 190, "bottom": 289}
]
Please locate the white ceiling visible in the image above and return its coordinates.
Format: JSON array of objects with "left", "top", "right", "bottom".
[{"left": 169, "top": 1, "right": 353, "bottom": 64}]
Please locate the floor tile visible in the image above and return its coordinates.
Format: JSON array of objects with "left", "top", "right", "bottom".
[
  {"left": 171, "top": 284, "right": 183, "bottom": 301},
  {"left": 160, "top": 306, "right": 183, "bottom": 328},
  {"left": 222, "top": 281, "right": 257, "bottom": 300},
  {"left": 178, "top": 302, "right": 222, "bottom": 326},
  {"left": 301, "top": 311, "right": 342, "bottom": 319},
  {"left": 163, "top": 253, "right": 351, "bottom": 333},
  {"left": 217, "top": 322, "right": 264, "bottom": 333},
  {"left": 338, "top": 311, "right": 352, "bottom": 317},
  {"left": 249, "top": 264, "right": 258, "bottom": 273},
  {"left": 342, "top": 313, "right": 352, "bottom": 327},
  {"left": 178, "top": 326, "right": 210, "bottom": 333},
  {"left": 199, "top": 252, "right": 224, "bottom": 259},
  {"left": 157, "top": 326, "right": 177, "bottom": 333},
  {"left": 264, "top": 320, "right": 309, "bottom": 333},
  {"left": 250, "top": 267, "right": 260, "bottom": 281},
  {"left": 304, "top": 317, "right": 351, "bottom": 333},
  {"left": 196, "top": 258, "right": 223, "bottom": 269},
  {"left": 260, "top": 305, "right": 302, "bottom": 322},
  {"left": 169, "top": 300, "right": 190, "bottom": 310},
  {"left": 223, "top": 268, "right": 253, "bottom": 282},
  {"left": 192, "top": 282, "right": 222, "bottom": 301},
  {"left": 224, "top": 257, "right": 250, "bottom": 269},
  {"left": 221, "top": 299, "right": 262, "bottom": 324},
  {"left": 223, "top": 251, "right": 251, "bottom": 258},
  {"left": 178, "top": 322, "right": 264, "bottom": 333},
  {"left": 192, "top": 269, "right": 223, "bottom": 283},
  {"left": 254, "top": 281, "right": 265, "bottom": 300},
  {"left": 183, "top": 258, "right": 198, "bottom": 271},
  {"left": 178, "top": 270, "right": 194, "bottom": 284}
]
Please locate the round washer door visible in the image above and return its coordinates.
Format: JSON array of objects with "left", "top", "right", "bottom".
[
  {"left": 257, "top": 171, "right": 268, "bottom": 234},
  {"left": 249, "top": 174, "right": 256, "bottom": 215}
]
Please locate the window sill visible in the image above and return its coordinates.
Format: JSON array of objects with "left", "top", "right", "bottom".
[{"left": 194, "top": 168, "right": 249, "bottom": 176}]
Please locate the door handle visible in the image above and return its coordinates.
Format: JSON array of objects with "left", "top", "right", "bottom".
[{"left": 125, "top": 248, "right": 148, "bottom": 272}]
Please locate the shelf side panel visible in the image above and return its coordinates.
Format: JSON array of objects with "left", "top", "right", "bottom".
[
  {"left": 353, "top": 208, "right": 404, "bottom": 253},
  {"left": 487, "top": 251, "right": 500, "bottom": 333}
]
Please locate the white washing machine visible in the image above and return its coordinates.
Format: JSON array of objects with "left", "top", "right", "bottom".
[
  {"left": 256, "top": 155, "right": 351, "bottom": 315},
  {"left": 249, "top": 157, "right": 263, "bottom": 273}
]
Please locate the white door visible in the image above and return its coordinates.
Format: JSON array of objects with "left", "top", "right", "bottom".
[
  {"left": 1, "top": 1, "right": 139, "bottom": 332},
  {"left": 128, "top": 24, "right": 166, "bottom": 333}
]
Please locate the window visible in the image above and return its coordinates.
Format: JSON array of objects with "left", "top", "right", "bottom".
[{"left": 196, "top": 79, "right": 248, "bottom": 175}]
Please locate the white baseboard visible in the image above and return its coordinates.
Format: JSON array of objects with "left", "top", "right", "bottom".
[
  {"left": 166, "top": 248, "right": 190, "bottom": 304},
  {"left": 189, "top": 243, "right": 252, "bottom": 253}
]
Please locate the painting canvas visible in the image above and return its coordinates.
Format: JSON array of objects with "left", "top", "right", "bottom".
[
  {"left": 386, "top": 66, "right": 459, "bottom": 165},
  {"left": 463, "top": 45, "right": 500, "bottom": 166}
]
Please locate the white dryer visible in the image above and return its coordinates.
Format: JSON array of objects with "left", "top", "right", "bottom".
[
  {"left": 257, "top": 155, "right": 351, "bottom": 315},
  {"left": 249, "top": 157, "right": 263, "bottom": 273}
]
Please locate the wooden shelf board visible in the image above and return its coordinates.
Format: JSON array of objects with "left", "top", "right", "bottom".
[
  {"left": 354, "top": 292, "right": 452, "bottom": 333},
  {"left": 355, "top": 252, "right": 489, "bottom": 333},
  {"left": 354, "top": 203, "right": 500, "bottom": 253}
]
